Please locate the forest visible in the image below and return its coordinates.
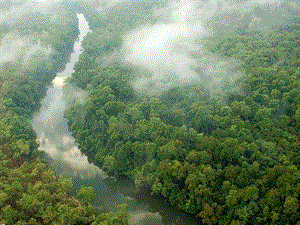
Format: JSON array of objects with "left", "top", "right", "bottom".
[
  {"left": 0, "top": 2, "right": 128, "bottom": 225},
  {"left": 1, "top": 0, "right": 300, "bottom": 224},
  {"left": 64, "top": 3, "right": 300, "bottom": 225}
]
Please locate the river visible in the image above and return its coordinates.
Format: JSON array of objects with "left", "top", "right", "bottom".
[{"left": 31, "top": 13, "right": 202, "bottom": 225}]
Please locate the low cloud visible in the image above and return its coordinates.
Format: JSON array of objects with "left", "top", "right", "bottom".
[{"left": 121, "top": 0, "right": 300, "bottom": 95}]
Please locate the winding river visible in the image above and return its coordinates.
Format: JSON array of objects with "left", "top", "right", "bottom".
[{"left": 31, "top": 13, "right": 202, "bottom": 225}]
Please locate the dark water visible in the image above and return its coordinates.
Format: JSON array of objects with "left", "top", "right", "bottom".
[
  {"left": 31, "top": 13, "right": 202, "bottom": 225},
  {"left": 105, "top": 176, "right": 203, "bottom": 225}
]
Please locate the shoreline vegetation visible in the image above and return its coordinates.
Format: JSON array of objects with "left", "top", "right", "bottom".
[
  {"left": 65, "top": 6, "right": 300, "bottom": 225},
  {"left": 1, "top": 0, "right": 300, "bottom": 224},
  {"left": 0, "top": 8, "right": 129, "bottom": 225}
]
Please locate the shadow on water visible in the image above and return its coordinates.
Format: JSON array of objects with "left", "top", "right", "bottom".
[
  {"left": 31, "top": 13, "right": 202, "bottom": 225},
  {"left": 104, "top": 175, "right": 203, "bottom": 225}
]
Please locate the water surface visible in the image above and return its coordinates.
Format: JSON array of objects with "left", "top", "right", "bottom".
[{"left": 31, "top": 13, "right": 202, "bottom": 225}]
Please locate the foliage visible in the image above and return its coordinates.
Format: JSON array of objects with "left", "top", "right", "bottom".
[
  {"left": 64, "top": 6, "right": 300, "bottom": 225},
  {"left": 0, "top": 7, "right": 129, "bottom": 225}
]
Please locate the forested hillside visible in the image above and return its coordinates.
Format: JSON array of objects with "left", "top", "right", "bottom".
[
  {"left": 65, "top": 9, "right": 300, "bottom": 225},
  {"left": 0, "top": 6, "right": 128, "bottom": 225}
]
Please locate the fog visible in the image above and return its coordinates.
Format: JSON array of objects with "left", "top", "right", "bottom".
[
  {"left": 120, "top": 0, "right": 300, "bottom": 95},
  {"left": 2, "top": 0, "right": 299, "bottom": 188},
  {"left": 31, "top": 14, "right": 96, "bottom": 179},
  {"left": 0, "top": 0, "right": 78, "bottom": 70},
  {"left": 29, "top": 14, "right": 169, "bottom": 224},
  {"left": 0, "top": 32, "right": 52, "bottom": 68},
  {"left": 5, "top": 0, "right": 299, "bottom": 96},
  {"left": 2, "top": 0, "right": 300, "bottom": 224}
]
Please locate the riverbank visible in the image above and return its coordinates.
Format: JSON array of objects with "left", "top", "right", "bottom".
[
  {"left": 0, "top": 6, "right": 128, "bottom": 224},
  {"left": 104, "top": 174, "right": 203, "bottom": 225}
]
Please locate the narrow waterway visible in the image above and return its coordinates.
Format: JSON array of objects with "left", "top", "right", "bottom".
[{"left": 31, "top": 13, "right": 202, "bottom": 225}]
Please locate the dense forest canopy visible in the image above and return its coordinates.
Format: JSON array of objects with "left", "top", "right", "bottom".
[
  {"left": 2, "top": 0, "right": 300, "bottom": 224},
  {"left": 0, "top": 1, "right": 129, "bottom": 224},
  {"left": 63, "top": 0, "right": 300, "bottom": 224}
]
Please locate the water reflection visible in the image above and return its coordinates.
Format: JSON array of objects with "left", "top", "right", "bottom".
[
  {"left": 31, "top": 13, "right": 123, "bottom": 210},
  {"left": 31, "top": 13, "right": 201, "bottom": 225},
  {"left": 30, "top": 13, "right": 161, "bottom": 222},
  {"left": 105, "top": 176, "right": 202, "bottom": 225}
]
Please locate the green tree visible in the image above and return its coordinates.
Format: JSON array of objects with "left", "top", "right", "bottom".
[{"left": 76, "top": 186, "right": 96, "bottom": 206}]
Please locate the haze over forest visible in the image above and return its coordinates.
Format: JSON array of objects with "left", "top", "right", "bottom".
[{"left": 1, "top": 0, "right": 300, "bottom": 224}]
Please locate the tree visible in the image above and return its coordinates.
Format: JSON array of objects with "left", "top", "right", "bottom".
[
  {"left": 157, "top": 140, "right": 187, "bottom": 161},
  {"left": 199, "top": 203, "right": 223, "bottom": 225},
  {"left": 283, "top": 196, "right": 299, "bottom": 214},
  {"left": 76, "top": 186, "right": 95, "bottom": 206}
]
